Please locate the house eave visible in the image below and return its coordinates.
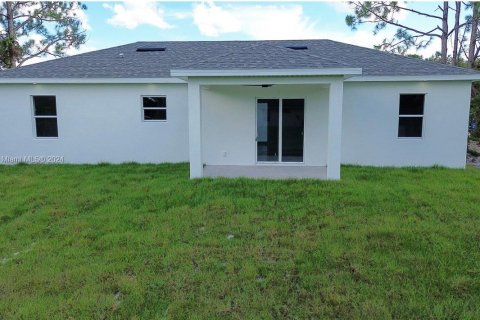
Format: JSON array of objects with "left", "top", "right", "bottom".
[
  {"left": 346, "top": 74, "right": 480, "bottom": 82},
  {"left": 0, "top": 77, "right": 187, "bottom": 84},
  {"left": 170, "top": 68, "right": 363, "bottom": 78},
  {"left": 2, "top": 73, "right": 477, "bottom": 84}
]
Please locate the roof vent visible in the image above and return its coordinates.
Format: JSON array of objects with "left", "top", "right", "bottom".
[
  {"left": 286, "top": 46, "right": 308, "bottom": 50},
  {"left": 136, "top": 47, "right": 166, "bottom": 52}
]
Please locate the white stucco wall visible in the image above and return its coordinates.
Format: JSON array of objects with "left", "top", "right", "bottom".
[
  {"left": 0, "top": 83, "right": 189, "bottom": 164},
  {"left": 342, "top": 81, "right": 472, "bottom": 168},
  {"left": 0, "top": 80, "right": 472, "bottom": 169},
  {"left": 201, "top": 84, "right": 329, "bottom": 166}
]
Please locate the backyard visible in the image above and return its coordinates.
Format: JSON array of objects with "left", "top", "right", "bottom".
[{"left": 0, "top": 163, "right": 479, "bottom": 319}]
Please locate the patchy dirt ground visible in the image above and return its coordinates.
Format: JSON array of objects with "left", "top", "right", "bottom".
[{"left": 467, "top": 140, "right": 480, "bottom": 167}]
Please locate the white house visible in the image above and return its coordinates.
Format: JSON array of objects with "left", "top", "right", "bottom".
[{"left": 1, "top": 39, "right": 479, "bottom": 179}]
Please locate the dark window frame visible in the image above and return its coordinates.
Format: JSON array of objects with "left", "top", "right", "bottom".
[
  {"left": 142, "top": 96, "right": 167, "bottom": 121},
  {"left": 32, "top": 95, "right": 58, "bottom": 138},
  {"left": 255, "top": 97, "right": 305, "bottom": 164},
  {"left": 398, "top": 94, "right": 425, "bottom": 138}
]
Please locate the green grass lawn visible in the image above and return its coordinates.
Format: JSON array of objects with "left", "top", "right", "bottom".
[{"left": 0, "top": 164, "right": 479, "bottom": 319}]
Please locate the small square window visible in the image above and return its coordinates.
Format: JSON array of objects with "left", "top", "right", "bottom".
[
  {"left": 142, "top": 96, "right": 166, "bottom": 121},
  {"left": 398, "top": 117, "right": 423, "bottom": 138},
  {"left": 144, "top": 109, "right": 166, "bottom": 120},
  {"left": 33, "top": 96, "right": 58, "bottom": 138},
  {"left": 143, "top": 97, "right": 166, "bottom": 108},
  {"left": 398, "top": 94, "right": 424, "bottom": 138},
  {"left": 35, "top": 118, "right": 58, "bottom": 137},
  {"left": 399, "top": 94, "right": 424, "bottom": 115},
  {"left": 34, "top": 96, "right": 57, "bottom": 116}
]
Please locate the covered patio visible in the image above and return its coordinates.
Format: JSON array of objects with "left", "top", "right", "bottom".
[
  {"left": 170, "top": 45, "right": 361, "bottom": 179},
  {"left": 176, "top": 75, "right": 354, "bottom": 180}
]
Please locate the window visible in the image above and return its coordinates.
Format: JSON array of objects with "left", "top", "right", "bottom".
[
  {"left": 142, "top": 96, "right": 166, "bottom": 121},
  {"left": 398, "top": 94, "right": 424, "bottom": 138},
  {"left": 33, "top": 96, "right": 58, "bottom": 138}
]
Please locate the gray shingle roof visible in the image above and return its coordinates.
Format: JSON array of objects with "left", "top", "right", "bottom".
[
  {"left": 176, "top": 42, "right": 348, "bottom": 70},
  {"left": 285, "top": 39, "right": 480, "bottom": 76},
  {"left": 0, "top": 39, "right": 478, "bottom": 79}
]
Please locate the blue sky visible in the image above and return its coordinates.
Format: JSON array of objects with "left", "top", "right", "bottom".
[{"left": 31, "top": 1, "right": 467, "bottom": 63}]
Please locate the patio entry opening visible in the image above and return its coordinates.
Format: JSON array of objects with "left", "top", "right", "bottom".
[{"left": 256, "top": 98, "right": 305, "bottom": 163}]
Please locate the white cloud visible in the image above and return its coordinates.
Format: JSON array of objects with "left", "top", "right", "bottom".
[
  {"left": 327, "top": 1, "right": 408, "bottom": 22},
  {"left": 193, "top": 2, "right": 240, "bottom": 36},
  {"left": 71, "top": 2, "right": 91, "bottom": 31},
  {"left": 328, "top": 1, "right": 353, "bottom": 15},
  {"left": 190, "top": 2, "right": 435, "bottom": 56},
  {"left": 191, "top": 2, "right": 405, "bottom": 49},
  {"left": 193, "top": 2, "right": 321, "bottom": 39},
  {"left": 103, "top": 1, "right": 172, "bottom": 29},
  {"left": 391, "top": 1, "right": 409, "bottom": 22},
  {"left": 171, "top": 11, "right": 191, "bottom": 20},
  {"left": 417, "top": 37, "right": 441, "bottom": 58}
]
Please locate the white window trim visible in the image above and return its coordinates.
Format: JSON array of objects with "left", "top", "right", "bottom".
[
  {"left": 31, "top": 95, "right": 59, "bottom": 139},
  {"left": 141, "top": 95, "right": 167, "bottom": 122},
  {"left": 397, "top": 94, "right": 425, "bottom": 140}
]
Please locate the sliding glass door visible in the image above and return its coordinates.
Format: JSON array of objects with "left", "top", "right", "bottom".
[{"left": 256, "top": 98, "right": 304, "bottom": 163}]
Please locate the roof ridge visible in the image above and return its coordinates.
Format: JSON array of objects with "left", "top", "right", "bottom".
[
  {"left": 136, "top": 39, "right": 324, "bottom": 44},
  {"left": 256, "top": 42, "right": 350, "bottom": 67}
]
